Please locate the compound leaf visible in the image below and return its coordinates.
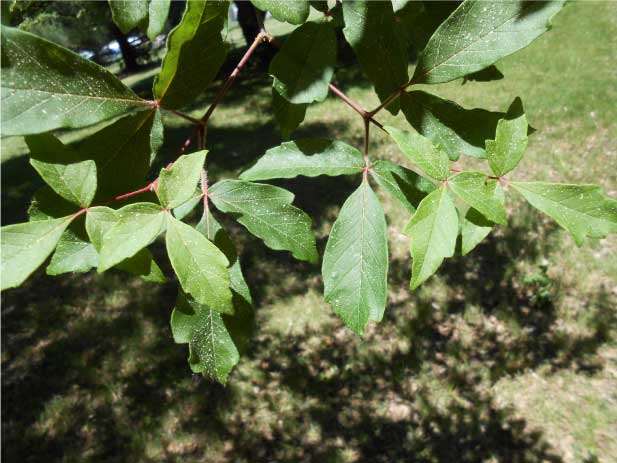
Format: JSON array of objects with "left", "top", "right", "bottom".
[
  {"left": 158, "top": 150, "right": 206, "bottom": 209},
  {"left": 209, "top": 180, "right": 318, "bottom": 263},
  {"left": 370, "top": 159, "right": 436, "bottom": 213},
  {"left": 405, "top": 186, "right": 458, "bottom": 289},
  {"left": 1, "top": 215, "right": 74, "bottom": 290},
  {"left": 448, "top": 171, "right": 507, "bottom": 225},
  {"left": 27, "top": 134, "right": 97, "bottom": 208},
  {"left": 98, "top": 203, "right": 166, "bottom": 272},
  {"left": 385, "top": 126, "right": 450, "bottom": 180},
  {"left": 486, "top": 114, "right": 529, "bottom": 177},
  {"left": 0, "top": 25, "right": 149, "bottom": 136},
  {"left": 241, "top": 139, "right": 364, "bottom": 181},
  {"left": 166, "top": 215, "right": 233, "bottom": 314},
  {"left": 322, "top": 180, "right": 388, "bottom": 335},
  {"left": 342, "top": 0, "right": 408, "bottom": 114},
  {"left": 413, "top": 0, "right": 565, "bottom": 84},
  {"left": 510, "top": 182, "right": 617, "bottom": 246},
  {"left": 270, "top": 21, "right": 336, "bottom": 104},
  {"left": 251, "top": 0, "right": 309, "bottom": 25},
  {"left": 154, "top": 0, "right": 229, "bottom": 109}
]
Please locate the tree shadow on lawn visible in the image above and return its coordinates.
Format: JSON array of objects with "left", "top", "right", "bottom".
[{"left": 2, "top": 197, "right": 614, "bottom": 462}]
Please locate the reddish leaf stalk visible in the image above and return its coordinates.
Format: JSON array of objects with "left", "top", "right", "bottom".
[
  {"left": 201, "top": 168, "right": 209, "bottom": 212},
  {"left": 201, "top": 31, "right": 267, "bottom": 126}
]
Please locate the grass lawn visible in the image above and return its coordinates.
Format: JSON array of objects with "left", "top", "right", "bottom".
[{"left": 2, "top": 3, "right": 616, "bottom": 462}]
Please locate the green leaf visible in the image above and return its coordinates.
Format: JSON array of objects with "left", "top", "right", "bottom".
[
  {"left": 322, "top": 180, "right": 388, "bottom": 335},
  {"left": 109, "top": 0, "right": 171, "bottom": 40},
  {"left": 0, "top": 25, "right": 149, "bottom": 136},
  {"left": 510, "top": 182, "right": 617, "bottom": 246},
  {"left": 251, "top": 0, "right": 309, "bottom": 25},
  {"left": 172, "top": 189, "right": 204, "bottom": 220},
  {"left": 47, "top": 217, "right": 98, "bottom": 275},
  {"left": 412, "top": 0, "right": 565, "bottom": 84},
  {"left": 153, "top": 0, "right": 229, "bottom": 109},
  {"left": 385, "top": 126, "right": 450, "bottom": 180},
  {"left": 27, "top": 135, "right": 97, "bottom": 207},
  {"left": 29, "top": 187, "right": 79, "bottom": 222},
  {"left": 76, "top": 109, "right": 162, "bottom": 201},
  {"left": 270, "top": 21, "right": 336, "bottom": 104},
  {"left": 98, "top": 203, "right": 166, "bottom": 272},
  {"left": 166, "top": 215, "right": 233, "bottom": 313},
  {"left": 342, "top": 0, "right": 408, "bottom": 114},
  {"left": 370, "top": 159, "right": 436, "bottom": 213},
  {"left": 196, "top": 210, "right": 254, "bottom": 307},
  {"left": 196, "top": 210, "right": 254, "bottom": 354},
  {"left": 448, "top": 172, "right": 507, "bottom": 225},
  {"left": 461, "top": 180, "right": 505, "bottom": 255},
  {"left": 405, "top": 186, "right": 458, "bottom": 289},
  {"left": 171, "top": 291, "right": 239, "bottom": 383},
  {"left": 1, "top": 215, "right": 74, "bottom": 290},
  {"left": 486, "top": 114, "right": 529, "bottom": 177},
  {"left": 272, "top": 88, "right": 307, "bottom": 139},
  {"left": 209, "top": 180, "right": 318, "bottom": 263},
  {"left": 158, "top": 150, "right": 206, "bottom": 209},
  {"left": 400, "top": 91, "right": 524, "bottom": 160},
  {"left": 240, "top": 139, "right": 364, "bottom": 181},
  {"left": 86, "top": 206, "right": 166, "bottom": 282}
]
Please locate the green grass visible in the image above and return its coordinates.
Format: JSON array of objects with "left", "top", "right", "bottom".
[{"left": 2, "top": 3, "right": 616, "bottom": 462}]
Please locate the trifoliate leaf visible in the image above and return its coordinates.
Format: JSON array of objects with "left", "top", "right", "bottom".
[
  {"left": 251, "top": 0, "right": 310, "bottom": 25},
  {"left": 166, "top": 215, "right": 233, "bottom": 314},
  {"left": 1, "top": 215, "right": 74, "bottom": 290},
  {"left": 27, "top": 134, "right": 97, "bottom": 208},
  {"left": 448, "top": 172, "right": 507, "bottom": 225},
  {"left": 405, "top": 186, "right": 458, "bottom": 289},
  {"left": 412, "top": 0, "right": 565, "bottom": 84},
  {"left": 510, "top": 182, "right": 617, "bottom": 246},
  {"left": 158, "top": 150, "right": 207, "bottom": 209},
  {"left": 98, "top": 203, "right": 166, "bottom": 271},
  {"left": 240, "top": 139, "right": 364, "bottom": 181},
  {"left": 461, "top": 180, "right": 505, "bottom": 255},
  {"left": 369, "top": 159, "right": 436, "bottom": 213},
  {"left": 400, "top": 91, "right": 524, "bottom": 160},
  {"left": 209, "top": 180, "right": 318, "bottom": 263},
  {"left": 322, "top": 180, "right": 388, "bottom": 335},
  {"left": 486, "top": 114, "right": 529, "bottom": 177},
  {"left": 342, "top": 0, "right": 408, "bottom": 114},
  {"left": 270, "top": 21, "right": 336, "bottom": 104},
  {"left": 153, "top": 0, "right": 229, "bottom": 109},
  {"left": 0, "top": 25, "right": 149, "bottom": 136},
  {"left": 385, "top": 126, "right": 450, "bottom": 180}
]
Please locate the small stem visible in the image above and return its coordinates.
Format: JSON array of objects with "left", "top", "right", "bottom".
[
  {"left": 200, "top": 168, "right": 209, "bottom": 212},
  {"left": 368, "top": 79, "right": 416, "bottom": 117},
  {"left": 450, "top": 166, "right": 462, "bottom": 173},
  {"left": 201, "top": 32, "right": 266, "bottom": 126},
  {"left": 169, "top": 109, "right": 204, "bottom": 126},
  {"left": 363, "top": 118, "right": 370, "bottom": 181}
]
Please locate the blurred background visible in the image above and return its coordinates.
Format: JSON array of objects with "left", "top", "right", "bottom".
[{"left": 1, "top": 1, "right": 616, "bottom": 462}]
